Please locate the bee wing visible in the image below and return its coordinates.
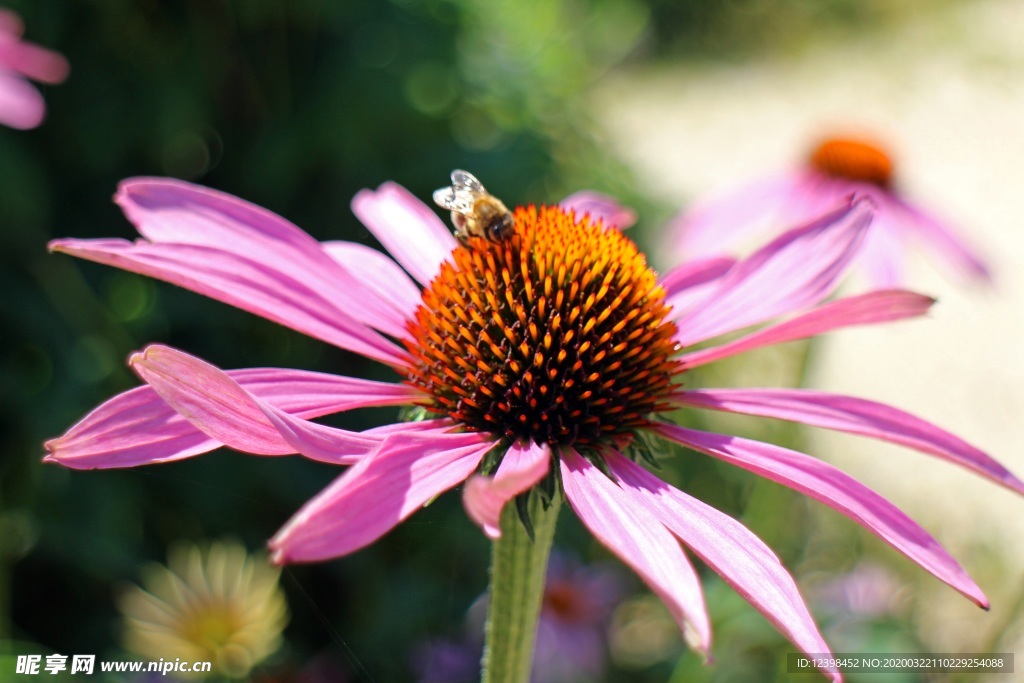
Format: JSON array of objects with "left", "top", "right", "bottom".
[
  {"left": 434, "top": 170, "right": 486, "bottom": 213},
  {"left": 433, "top": 185, "right": 477, "bottom": 213},
  {"left": 451, "top": 169, "right": 486, "bottom": 193}
]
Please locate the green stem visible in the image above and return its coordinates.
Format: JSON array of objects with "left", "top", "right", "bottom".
[{"left": 481, "top": 492, "right": 561, "bottom": 683}]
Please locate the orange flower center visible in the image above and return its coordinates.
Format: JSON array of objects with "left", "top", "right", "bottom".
[
  {"left": 404, "top": 206, "right": 682, "bottom": 448},
  {"left": 809, "top": 137, "right": 894, "bottom": 187}
]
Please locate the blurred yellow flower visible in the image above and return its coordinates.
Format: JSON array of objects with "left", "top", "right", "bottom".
[{"left": 118, "top": 539, "right": 288, "bottom": 679}]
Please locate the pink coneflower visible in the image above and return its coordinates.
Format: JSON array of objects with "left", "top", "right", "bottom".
[
  {"left": 670, "top": 136, "right": 991, "bottom": 287},
  {"left": 0, "top": 7, "right": 68, "bottom": 130},
  {"left": 47, "top": 177, "right": 1021, "bottom": 681}
]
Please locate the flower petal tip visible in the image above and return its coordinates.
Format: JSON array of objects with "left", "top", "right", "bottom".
[
  {"left": 956, "top": 579, "right": 990, "bottom": 610},
  {"left": 1005, "top": 476, "right": 1024, "bottom": 497},
  {"left": 127, "top": 344, "right": 162, "bottom": 368},
  {"left": 115, "top": 176, "right": 176, "bottom": 197},
  {"left": 42, "top": 439, "right": 76, "bottom": 467},
  {"left": 46, "top": 239, "right": 69, "bottom": 253},
  {"left": 41, "top": 443, "right": 92, "bottom": 470},
  {"left": 972, "top": 589, "right": 991, "bottom": 611},
  {"left": 267, "top": 539, "right": 289, "bottom": 566},
  {"left": 113, "top": 177, "right": 149, "bottom": 207},
  {"left": 683, "top": 623, "right": 713, "bottom": 659}
]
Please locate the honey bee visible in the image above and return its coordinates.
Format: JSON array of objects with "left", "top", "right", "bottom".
[{"left": 433, "top": 170, "right": 515, "bottom": 244}]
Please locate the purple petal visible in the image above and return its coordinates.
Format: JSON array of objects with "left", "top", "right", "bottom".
[
  {"left": 269, "top": 431, "right": 494, "bottom": 563},
  {"left": 44, "top": 366, "right": 419, "bottom": 470},
  {"left": 351, "top": 182, "right": 457, "bottom": 287},
  {"left": 661, "top": 256, "right": 737, "bottom": 319},
  {"left": 366, "top": 418, "right": 455, "bottom": 436},
  {"left": 898, "top": 200, "right": 992, "bottom": 283},
  {"left": 111, "top": 178, "right": 413, "bottom": 341},
  {"left": 605, "top": 452, "right": 841, "bottom": 683},
  {"left": 0, "top": 70, "right": 44, "bottom": 129},
  {"left": 321, "top": 240, "right": 423, "bottom": 323},
  {"left": 671, "top": 388, "right": 1024, "bottom": 495},
  {"left": 656, "top": 424, "right": 989, "bottom": 608},
  {"left": 49, "top": 238, "right": 406, "bottom": 367},
  {"left": 675, "top": 198, "right": 873, "bottom": 348},
  {"left": 856, "top": 213, "right": 907, "bottom": 288},
  {"left": 559, "top": 191, "right": 637, "bottom": 230},
  {"left": 678, "top": 290, "right": 935, "bottom": 368},
  {"left": 660, "top": 256, "right": 737, "bottom": 298},
  {"left": 669, "top": 172, "right": 810, "bottom": 260},
  {"left": 463, "top": 440, "right": 550, "bottom": 539},
  {"left": 560, "top": 449, "right": 711, "bottom": 655},
  {"left": 129, "top": 345, "right": 381, "bottom": 463}
]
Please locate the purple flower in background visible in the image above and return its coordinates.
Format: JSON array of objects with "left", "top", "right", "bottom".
[
  {"left": 531, "top": 554, "right": 624, "bottom": 683},
  {"left": 0, "top": 7, "right": 68, "bottom": 129},
  {"left": 47, "top": 176, "right": 1023, "bottom": 681},
  {"left": 411, "top": 638, "right": 481, "bottom": 683},
  {"left": 412, "top": 553, "right": 623, "bottom": 683},
  {"left": 670, "top": 136, "right": 991, "bottom": 287}
]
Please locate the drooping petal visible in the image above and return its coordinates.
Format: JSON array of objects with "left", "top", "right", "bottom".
[
  {"left": 129, "top": 345, "right": 381, "bottom": 463},
  {"left": 0, "top": 70, "right": 45, "bottom": 129},
  {"left": 897, "top": 200, "right": 992, "bottom": 283},
  {"left": 855, "top": 212, "right": 907, "bottom": 288},
  {"left": 560, "top": 449, "right": 711, "bottom": 655},
  {"left": 321, "top": 240, "right": 423, "bottom": 323},
  {"left": 604, "top": 452, "right": 841, "bottom": 683},
  {"left": 671, "top": 388, "right": 1024, "bottom": 495},
  {"left": 463, "top": 440, "right": 550, "bottom": 539},
  {"left": 669, "top": 172, "right": 809, "bottom": 260},
  {"left": 674, "top": 198, "right": 873, "bottom": 347},
  {"left": 49, "top": 238, "right": 406, "bottom": 367},
  {"left": 112, "top": 178, "right": 412, "bottom": 340},
  {"left": 351, "top": 181, "right": 457, "bottom": 287},
  {"left": 559, "top": 191, "right": 637, "bottom": 230},
  {"left": 656, "top": 424, "right": 988, "bottom": 608},
  {"left": 678, "top": 290, "right": 934, "bottom": 368},
  {"left": 269, "top": 431, "right": 494, "bottom": 563},
  {"left": 44, "top": 367, "right": 420, "bottom": 470}
]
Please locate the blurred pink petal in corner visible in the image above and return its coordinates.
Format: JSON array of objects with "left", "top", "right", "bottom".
[{"left": 0, "top": 7, "right": 68, "bottom": 130}]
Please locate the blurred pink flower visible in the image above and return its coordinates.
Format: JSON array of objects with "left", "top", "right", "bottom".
[
  {"left": 670, "top": 136, "right": 991, "bottom": 287},
  {"left": 814, "top": 562, "right": 904, "bottom": 619},
  {"left": 47, "top": 177, "right": 1022, "bottom": 682},
  {"left": 0, "top": 7, "right": 68, "bottom": 129}
]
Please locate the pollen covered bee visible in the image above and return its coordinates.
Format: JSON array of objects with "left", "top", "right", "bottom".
[{"left": 433, "top": 170, "right": 515, "bottom": 245}]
